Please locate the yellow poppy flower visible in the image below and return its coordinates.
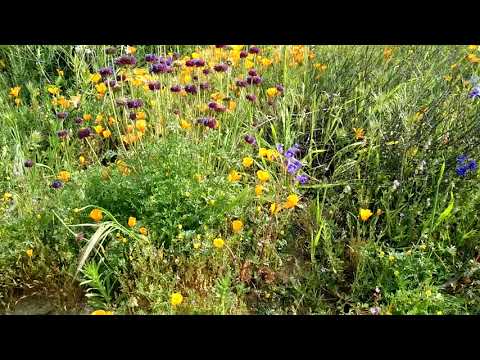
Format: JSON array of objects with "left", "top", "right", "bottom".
[
  {"left": 359, "top": 208, "right": 373, "bottom": 222},
  {"left": 83, "top": 114, "right": 92, "bottom": 121},
  {"left": 128, "top": 216, "right": 136, "bottom": 228},
  {"left": 258, "top": 148, "right": 269, "bottom": 158},
  {"left": 227, "top": 170, "right": 241, "bottom": 183},
  {"left": 136, "top": 120, "right": 147, "bottom": 133},
  {"left": 180, "top": 119, "right": 192, "bottom": 129},
  {"left": 353, "top": 128, "right": 365, "bottom": 140},
  {"left": 256, "top": 170, "right": 270, "bottom": 182},
  {"left": 139, "top": 227, "right": 148, "bottom": 235},
  {"left": 89, "top": 209, "right": 103, "bottom": 222},
  {"left": 102, "top": 130, "right": 112, "bottom": 138},
  {"left": 47, "top": 86, "right": 60, "bottom": 96},
  {"left": 26, "top": 249, "right": 33, "bottom": 258},
  {"left": 9, "top": 86, "right": 21, "bottom": 97},
  {"left": 255, "top": 184, "right": 263, "bottom": 197},
  {"left": 90, "top": 310, "right": 113, "bottom": 315},
  {"left": 213, "top": 238, "right": 225, "bottom": 248},
  {"left": 383, "top": 47, "right": 393, "bottom": 61},
  {"left": 266, "top": 149, "right": 279, "bottom": 161},
  {"left": 270, "top": 203, "right": 282, "bottom": 215},
  {"left": 170, "top": 292, "right": 183, "bottom": 306},
  {"left": 58, "top": 171, "right": 71, "bottom": 183},
  {"left": 232, "top": 220, "right": 244, "bottom": 233},
  {"left": 90, "top": 73, "right": 102, "bottom": 84},
  {"left": 284, "top": 194, "right": 300, "bottom": 209},
  {"left": 242, "top": 157, "right": 254, "bottom": 168},
  {"left": 266, "top": 87, "right": 279, "bottom": 98},
  {"left": 127, "top": 46, "right": 137, "bottom": 54}
]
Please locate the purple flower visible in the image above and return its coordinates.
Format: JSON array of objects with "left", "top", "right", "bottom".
[
  {"left": 456, "top": 166, "right": 468, "bottom": 176},
  {"left": 287, "top": 158, "right": 303, "bottom": 174},
  {"left": 148, "top": 81, "right": 161, "bottom": 91},
  {"left": 145, "top": 54, "right": 158, "bottom": 63},
  {"left": 51, "top": 180, "right": 63, "bottom": 189},
  {"left": 248, "top": 69, "right": 258, "bottom": 77},
  {"left": 208, "top": 102, "right": 218, "bottom": 110},
  {"left": 469, "top": 86, "right": 480, "bottom": 99},
  {"left": 276, "top": 144, "right": 284, "bottom": 154},
  {"left": 296, "top": 174, "right": 309, "bottom": 185},
  {"left": 247, "top": 75, "right": 262, "bottom": 85},
  {"left": 98, "top": 67, "right": 113, "bottom": 77},
  {"left": 194, "top": 59, "right": 205, "bottom": 67},
  {"left": 150, "top": 63, "right": 172, "bottom": 74},
  {"left": 206, "top": 118, "right": 217, "bottom": 128},
  {"left": 127, "top": 99, "right": 143, "bottom": 109},
  {"left": 117, "top": 74, "right": 127, "bottom": 82},
  {"left": 215, "top": 45, "right": 226, "bottom": 48},
  {"left": 56, "top": 112, "right": 68, "bottom": 120},
  {"left": 184, "top": 84, "right": 197, "bottom": 94},
  {"left": 214, "top": 63, "right": 228, "bottom": 72},
  {"left": 236, "top": 79, "right": 248, "bottom": 87},
  {"left": 203, "top": 68, "right": 211, "bottom": 75},
  {"left": 457, "top": 154, "right": 468, "bottom": 164},
  {"left": 74, "top": 117, "right": 83, "bottom": 125},
  {"left": 467, "top": 160, "right": 477, "bottom": 172},
  {"left": 276, "top": 84, "right": 285, "bottom": 93},
  {"left": 170, "top": 85, "right": 182, "bottom": 93},
  {"left": 249, "top": 46, "right": 260, "bottom": 54},
  {"left": 244, "top": 134, "right": 256, "bottom": 145},
  {"left": 240, "top": 51, "right": 248, "bottom": 58},
  {"left": 200, "top": 82, "right": 210, "bottom": 90},
  {"left": 369, "top": 306, "right": 381, "bottom": 315},
  {"left": 24, "top": 160, "right": 34, "bottom": 168},
  {"left": 115, "top": 55, "right": 137, "bottom": 66},
  {"left": 129, "top": 112, "right": 137, "bottom": 120},
  {"left": 185, "top": 59, "right": 195, "bottom": 67},
  {"left": 78, "top": 127, "right": 91, "bottom": 139},
  {"left": 57, "top": 130, "right": 68, "bottom": 138},
  {"left": 246, "top": 94, "right": 257, "bottom": 102}
]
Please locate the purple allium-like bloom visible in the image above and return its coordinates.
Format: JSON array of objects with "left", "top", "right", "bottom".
[
  {"left": 467, "top": 160, "right": 478, "bottom": 171},
  {"left": 276, "top": 84, "right": 285, "bottom": 93},
  {"left": 215, "top": 45, "right": 226, "bottom": 48},
  {"left": 74, "top": 117, "right": 83, "bottom": 125},
  {"left": 56, "top": 112, "right": 68, "bottom": 120},
  {"left": 51, "top": 180, "right": 63, "bottom": 189},
  {"left": 127, "top": 99, "right": 143, "bottom": 109},
  {"left": 214, "top": 63, "right": 228, "bottom": 72},
  {"left": 78, "top": 127, "right": 91, "bottom": 139},
  {"left": 98, "top": 67, "right": 113, "bottom": 77},
  {"left": 145, "top": 53, "right": 158, "bottom": 63},
  {"left": 247, "top": 75, "right": 262, "bottom": 85},
  {"left": 200, "top": 82, "right": 210, "bottom": 90},
  {"left": 248, "top": 69, "right": 258, "bottom": 77},
  {"left": 469, "top": 86, "right": 480, "bottom": 99},
  {"left": 276, "top": 144, "right": 284, "bottom": 154},
  {"left": 246, "top": 94, "right": 257, "bottom": 102},
  {"left": 24, "top": 159, "right": 34, "bottom": 168},
  {"left": 129, "top": 112, "right": 137, "bottom": 120},
  {"left": 148, "top": 81, "right": 161, "bottom": 91},
  {"left": 244, "top": 134, "right": 256, "bottom": 145},
  {"left": 184, "top": 84, "right": 198, "bottom": 94},
  {"left": 203, "top": 68, "right": 211, "bottom": 75},
  {"left": 117, "top": 74, "right": 127, "bottom": 82},
  {"left": 249, "top": 46, "right": 260, "bottom": 54},
  {"left": 456, "top": 166, "right": 468, "bottom": 177},
  {"left": 150, "top": 63, "right": 172, "bottom": 74},
  {"left": 240, "top": 51, "right": 248, "bottom": 58},
  {"left": 236, "top": 79, "right": 248, "bottom": 87},
  {"left": 57, "top": 129, "right": 68, "bottom": 138},
  {"left": 194, "top": 59, "right": 205, "bottom": 67},
  {"left": 296, "top": 174, "right": 309, "bottom": 185},
  {"left": 185, "top": 59, "right": 195, "bottom": 67},
  {"left": 287, "top": 158, "right": 303, "bottom": 174},
  {"left": 115, "top": 55, "right": 137, "bottom": 66},
  {"left": 170, "top": 84, "right": 182, "bottom": 93},
  {"left": 206, "top": 118, "right": 217, "bottom": 128},
  {"left": 208, "top": 102, "right": 218, "bottom": 110}
]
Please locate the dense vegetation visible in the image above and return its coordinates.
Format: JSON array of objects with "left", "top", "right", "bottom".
[{"left": 1, "top": 45, "right": 479, "bottom": 315}]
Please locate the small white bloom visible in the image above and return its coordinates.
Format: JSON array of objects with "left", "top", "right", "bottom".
[{"left": 392, "top": 180, "right": 400, "bottom": 190}]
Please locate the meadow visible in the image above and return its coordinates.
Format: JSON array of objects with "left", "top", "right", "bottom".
[{"left": 0, "top": 45, "right": 479, "bottom": 315}]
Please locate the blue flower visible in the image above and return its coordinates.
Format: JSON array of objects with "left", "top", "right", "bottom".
[
  {"left": 276, "top": 144, "right": 284, "bottom": 154},
  {"left": 469, "top": 86, "right": 480, "bottom": 99},
  {"left": 51, "top": 180, "right": 63, "bottom": 189},
  {"left": 287, "top": 158, "right": 303, "bottom": 174},
  {"left": 467, "top": 160, "right": 477, "bottom": 172},
  {"left": 296, "top": 174, "right": 309, "bottom": 184},
  {"left": 456, "top": 166, "right": 468, "bottom": 177}
]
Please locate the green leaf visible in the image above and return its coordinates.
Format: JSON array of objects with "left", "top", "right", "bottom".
[{"left": 434, "top": 191, "right": 454, "bottom": 230}]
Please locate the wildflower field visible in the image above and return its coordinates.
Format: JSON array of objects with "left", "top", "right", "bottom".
[{"left": 1, "top": 45, "right": 479, "bottom": 315}]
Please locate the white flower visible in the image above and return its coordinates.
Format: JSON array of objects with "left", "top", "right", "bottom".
[{"left": 392, "top": 180, "right": 400, "bottom": 190}]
